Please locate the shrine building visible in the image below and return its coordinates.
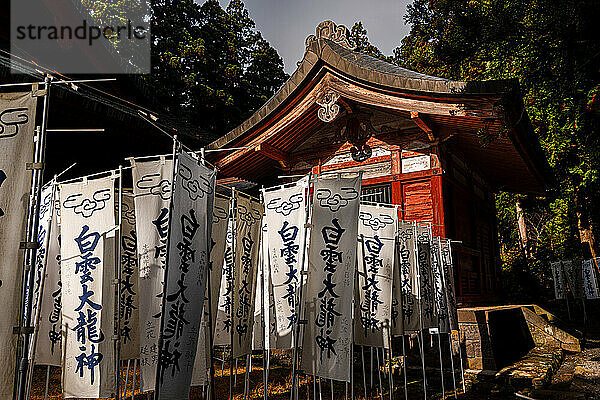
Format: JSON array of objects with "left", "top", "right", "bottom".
[{"left": 207, "top": 21, "right": 552, "bottom": 304}]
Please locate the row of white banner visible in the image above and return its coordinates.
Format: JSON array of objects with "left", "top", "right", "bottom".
[
  {"left": 23, "top": 158, "right": 461, "bottom": 399},
  {"left": 551, "top": 259, "right": 600, "bottom": 300},
  {"left": 0, "top": 91, "right": 460, "bottom": 399}
]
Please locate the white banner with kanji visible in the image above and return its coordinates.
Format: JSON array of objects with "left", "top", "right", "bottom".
[
  {"left": 397, "top": 221, "right": 419, "bottom": 333},
  {"left": 301, "top": 175, "right": 361, "bottom": 382},
  {"left": 30, "top": 184, "right": 54, "bottom": 361},
  {"left": 0, "top": 91, "right": 36, "bottom": 398},
  {"left": 563, "top": 260, "right": 584, "bottom": 299},
  {"left": 582, "top": 259, "right": 599, "bottom": 300},
  {"left": 156, "top": 151, "right": 215, "bottom": 400},
  {"left": 439, "top": 239, "right": 459, "bottom": 331},
  {"left": 209, "top": 195, "right": 230, "bottom": 334},
  {"left": 214, "top": 217, "right": 234, "bottom": 346},
  {"left": 262, "top": 182, "right": 307, "bottom": 349},
  {"left": 120, "top": 192, "right": 140, "bottom": 360},
  {"left": 232, "top": 193, "right": 264, "bottom": 358},
  {"left": 354, "top": 204, "right": 395, "bottom": 348},
  {"left": 431, "top": 238, "right": 449, "bottom": 333},
  {"left": 550, "top": 261, "right": 566, "bottom": 300},
  {"left": 35, "top": 186, "right": 62, "bottom": 366},
  {"left": 131, "top": 156, "right": 173, "bottom": 392},
  {"left": 416, "top": 224, "right": 436, "bottom": 329},
  {"left": 60, "top": 176, "right": 116, "bottom": 398}
]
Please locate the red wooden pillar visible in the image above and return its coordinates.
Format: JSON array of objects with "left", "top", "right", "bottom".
[
  {"left": 430, "top": 148, "right": 445, "bottom": 238},
  {"left": 431, "top": 174, "right": 445, "bottom": 238},
  {"left": 390, "top": 150, "right": 403, "bottom": 220}
]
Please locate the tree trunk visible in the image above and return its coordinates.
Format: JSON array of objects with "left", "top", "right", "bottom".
[
  {"left": 515, "top": 198, "right": 529, "bottom": 258},
  {"left": 575, "top": 190, "right": 599, "bottom": 273}
]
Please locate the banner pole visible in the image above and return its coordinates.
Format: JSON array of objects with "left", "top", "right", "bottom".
[
  {"left": 414, "top": 224, "right": 428, "bottom": 400},
  {"left": 438, "top": 238, "right": 458, "bottom": 399},
  {"left": 370, "top": 347, "right": 373, "bottom": 388},
  {"left": 26, "top": 180, "right": 58, "bottom": 399},
  {"left": 456, "top": 329, "right": 466, "bottom": 393},
  {"left": 229, "top": 188, "right": 237, "bottom": 400},
  {"left": 350, "top": 302, "right": 354, "bottom": 400},
  {"left": 153, "top": 136, "right": 179, "bottom": 400},
  {"left": 16, "top": 75, "right": 52, "bottom": 400},
  {"left": 201, "top": 149, "right": 217, "bottom": 400},
  {"left": 43, "top": 365, "right": 50, "bottom": 400},
  {"left": 361, "top": 346, "right": 367, "bottom": 400},
  {"left": 376, "top": 347, "right": 383, "bottom": 400},
  {"left": 205, "top": 265, "right": 216, "bottom": 400},
  {"left": 582, "top": 298, "right": 587, "bottom": 346},
  {"left": 290, "top": 173, "right": 312, "bottom": 400},
  {"left": 330, "top": 379, "right": 333, "bottom": 400},
  {"left": 259, "top": 205, "right": 268, "bottom": 400},
  {"left": 243, "top": 354, "right": 251, "bottom": 400},
  {"left": 448, "top": 332, "right": 458, "bottom": 398},
  {"left": 401, "top": 335, "right": 408, "bottom": 400},
  {"left": 358, "top": 234, "right": 375, "bottom": 392},
  {"left": 115, "top": 165, "right": 124, "bottom": 400},
  {"left": 132, "top": 359, "right": 137, "bottom": 400},
  {"left": 386, "top": 324, "right": 393, "bottom": 400},
  {"left": 436, "top": 331, "right": 446, "bottom": 399},
  {"left": 123, "top": 359, "right": 131, "bottom": 398},
  {"left": 433, "top": 246, "right": 446, "bottom": 400}
]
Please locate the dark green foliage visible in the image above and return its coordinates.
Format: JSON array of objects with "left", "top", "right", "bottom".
[
  {"left": 394, "top": 0, "right": 600, "bottom": 301},
  {"left": 350, "top": 22, "right": 391, "bottom": 62},
  {"left": 146, "top": 0, "right": 287, "bottom": 141}
]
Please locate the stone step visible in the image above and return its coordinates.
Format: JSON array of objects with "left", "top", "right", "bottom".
[
  {"left": 522, "top": 306, "right": 581, "bottom": 352},
  {"left": 496, "top": 345, "right": 565, "bottom": 389},
  {"left": 529, "top": 389, "right": 586, "bottom": 400}
]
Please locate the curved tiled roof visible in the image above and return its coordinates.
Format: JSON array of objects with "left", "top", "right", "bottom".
[
  {"left": 326, "top": 40, "right": 449, "bottom": 82},
  {"left": 208, "top": 33, "right": 517, "bottom": 150}
]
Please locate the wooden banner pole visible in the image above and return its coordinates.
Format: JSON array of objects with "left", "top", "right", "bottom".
[
  {"left": 25, "top": 180, "right": 58, "bottom": 400},
  {"left": 290, "top": 173, "right": 312, "bottom": 400},
  {"left": 229, "top": 188, "right": 237, "bottom": 400},
  {"left": 448, "top": 333, "right": 458, "bottom": 398},
  {"left": 115, "top": 165, "right": 124, "bottom": 400},
  {"left": 131, "top": 359, "right": 137, "bottom": 400},
  {"left": 401, "top": 335, "right": 408, "bottom": 400},
  {"left": 43, "top": 365, "right": 50, "bottom": 400},
  {"left": 153, "top": 136, "right": 179, "bottom": 400},
  {"left": 15, "top": 75, "right": 52, "bottom": 400}
]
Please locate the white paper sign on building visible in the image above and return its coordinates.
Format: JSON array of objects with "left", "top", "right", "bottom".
[{"left": 401, "top": 155, "right": 430, "bottom": 174}]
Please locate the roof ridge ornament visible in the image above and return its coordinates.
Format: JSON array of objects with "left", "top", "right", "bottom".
[{"left": 305, "top": 20, "right": 356, "bottom": 51}]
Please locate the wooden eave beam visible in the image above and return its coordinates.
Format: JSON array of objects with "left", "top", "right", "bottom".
[
  {"left": 410, "top": 111, "right": 437, "bottom": 142},
  {"left": 254, "top": 143, "right": 291, "bottom": 169}
]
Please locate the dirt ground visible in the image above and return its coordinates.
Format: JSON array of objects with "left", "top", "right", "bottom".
[{"left": 28, "top": 310, "right": 600, "bottom": 400}]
